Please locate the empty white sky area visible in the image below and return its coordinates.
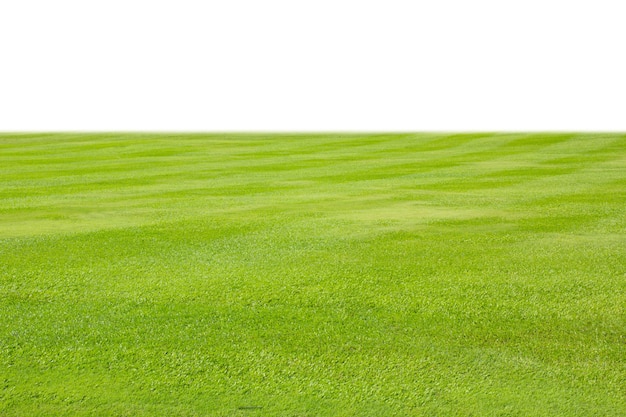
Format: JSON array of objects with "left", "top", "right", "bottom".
[{"left": 1, "top": 0, "right": 625, "bottom": 131}]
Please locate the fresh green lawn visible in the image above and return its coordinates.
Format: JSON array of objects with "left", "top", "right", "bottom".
[{"left": 1, "top": 133, "right": 625, "bottom": 416}]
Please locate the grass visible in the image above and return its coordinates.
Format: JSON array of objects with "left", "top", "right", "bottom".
[{"left": 1, "top": 132, "right": 625, "bottom": 416}]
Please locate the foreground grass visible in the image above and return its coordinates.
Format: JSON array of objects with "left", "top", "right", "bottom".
[{"left": 0, "top": 132, "right": 625, "bottom": 416}]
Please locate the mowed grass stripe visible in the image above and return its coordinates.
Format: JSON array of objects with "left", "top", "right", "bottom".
[
  {"left": 1, "top": 133, "right": 623, "bottom": 236},
  {"left": 1, "top": 133, "right": 625, "bottom": 416}
]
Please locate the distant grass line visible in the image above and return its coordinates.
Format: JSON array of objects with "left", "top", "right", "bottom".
[{"left": 1, "top": 133, "right": 625, "bottom": 416}]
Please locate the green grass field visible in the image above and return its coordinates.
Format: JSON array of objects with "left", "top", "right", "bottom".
[{"left": 1, "top": 133, "right": 625, "bottom": 416}]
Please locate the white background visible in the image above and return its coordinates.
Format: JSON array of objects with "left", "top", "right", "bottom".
[{"left": 1, "top": 0, "right": 624, "bottom": 131}]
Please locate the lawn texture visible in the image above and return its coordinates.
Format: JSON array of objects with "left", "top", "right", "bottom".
[{"left": 1, "top": 133, "right": 625, "bottom": 416}]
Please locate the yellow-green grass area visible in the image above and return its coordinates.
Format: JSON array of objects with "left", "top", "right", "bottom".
[{"left": 1, "top": 133, "right": 625, "bottom": 416}]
